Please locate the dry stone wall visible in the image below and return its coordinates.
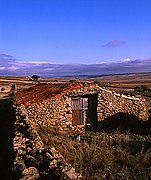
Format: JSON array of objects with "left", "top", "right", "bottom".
[
  {"left": 17, "top": 84, "right": 148, "bottom": 132},
  {"left": 22, "top": 96, "right": 72, "bottom": 131},
  {"left": 13, "top": 105, "right": 80, "bottom": 179},
  {"left": 97, "top": 87, "right": 148, "bottom": 121}
]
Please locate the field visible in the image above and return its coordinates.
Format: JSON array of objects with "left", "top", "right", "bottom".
[
  {"left": 1, "top": 73, "right": 151, "bottom": 179},
  {"left": 1, "top": 72, "right": 151, "bottom": 92},
  {"left": 1, "top": 72, "right": 151, "bottom": 106},
  {"left": 86, "top": 72, "right": 151, "bottom": 92}
]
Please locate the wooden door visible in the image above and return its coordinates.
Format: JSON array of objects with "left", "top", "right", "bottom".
[{"left": 72, "top": 97, "right": 88, "bottom": 126}]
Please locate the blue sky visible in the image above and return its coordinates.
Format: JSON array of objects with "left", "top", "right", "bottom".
[{"left": 0, "top": 0, "right": 151, "bottom": 64}]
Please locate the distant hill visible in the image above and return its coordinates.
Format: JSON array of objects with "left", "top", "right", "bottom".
[{"left": 0, "top": 53, "right": 151, "bottom": 77}]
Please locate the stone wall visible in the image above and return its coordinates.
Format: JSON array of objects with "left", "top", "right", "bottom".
[
  {"left": 13, "top": 105, "right": 80, "bottom": 179},
  {"left": 21, "top": 96, "right": 72, "bottom": 131},
  {"left": 16, "top": 84, "right": 148, "bottom": 132},
  {"left": 97, "top": 87, "right": 148, "bottom": 121}
]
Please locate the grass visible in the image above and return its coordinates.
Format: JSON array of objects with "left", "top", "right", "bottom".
[{"left": 38, "top": 127, "right": 151, "bottom": 180}]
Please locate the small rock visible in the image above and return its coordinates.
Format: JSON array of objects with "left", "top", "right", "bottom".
[
  {"left": 63, "top": 167, "right": 80, "bottom": 180},
  {"left": 15, "top": 157, "right": 26, "bottom": 172},
  {"left": 50, "top": 147, "right": 65, "bottom": 164},
  {"left": 21, "top": 167, "right": 39, "bottom": 180},
  {"left": 49, "top": 159, "right": 58, "bottom": 169},
  {"left": 46, "top": 152, "right": 54, "bottom": 160}
]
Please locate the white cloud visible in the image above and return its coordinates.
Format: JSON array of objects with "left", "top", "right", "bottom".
[
  {"left": 20, "top": 61, "right": 54, "bottom": 64},
  {"left": 8, "top": 66, "right": 19, "bottom": 71},
  {"left": 14, "top": 61, "right": 54, "bottom": 67},
  {"left": 0, "top": 67, "right": 5, "bottom": 70},
  {"left": 120, "top": 58, "right": 132, "bottom": 62},
  {"left": 123, "top": 58, "right": 131, "bottom": 62},
  {"left": 96, "top": 61, "right": 113, "bottom": 64},
  {"left": 27, "top": 61, "right": 52, "bottom": 64}
]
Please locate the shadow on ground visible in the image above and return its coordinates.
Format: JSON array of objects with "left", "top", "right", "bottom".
[
  {"left": 86, "top": 111, "right": 151, "bottom": 135},
  {"left": 88, "top": 111, "right": 151, "bottom": 135},
  {"left": 0, "top": 98, "right": 15, "bottom": 179},
  {"left": 85, "top": 111, "right": 151, "bottom": 154}
]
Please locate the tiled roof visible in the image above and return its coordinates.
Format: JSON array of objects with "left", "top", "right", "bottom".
[{"left": 15, "top": 82, "right": 85, "bottom": 105}]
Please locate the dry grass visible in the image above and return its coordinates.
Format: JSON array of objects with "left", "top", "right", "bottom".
[{"left": 38, "top": 127, "right": 151, "bottom": 180}]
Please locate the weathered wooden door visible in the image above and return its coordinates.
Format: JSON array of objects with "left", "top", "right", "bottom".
[{"left": 72, "top": 98, "right": 88, "bottom": 126}]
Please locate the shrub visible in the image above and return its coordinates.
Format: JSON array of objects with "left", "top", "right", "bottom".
[
  {"left": 141, "top": 85, "right": 147, "bottom": 90},
  {"left": 31, "top": 75, "right": 40, "bottom": 82},
  {"left": 69, "top": 79, "right": 77, "bottom": 83},
  {"left": 1, "top": 87, "right": 5, "bottom": 91},
  {"left": 134, "top": 86, "right": 140, "bottom": 91}
]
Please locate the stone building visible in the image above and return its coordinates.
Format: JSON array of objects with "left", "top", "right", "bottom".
[{"left": 15, "top": 82, "right": 148, "bottom": 131}]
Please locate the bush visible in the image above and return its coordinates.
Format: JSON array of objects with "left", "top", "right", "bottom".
[
  {"left": 141, "top": 85, "right": 147, "bottom": 90},
  {"left": 1, "top": 87, "right": 5, "bottom": 91},
  {"left": 31, "top": 75, "right": 40, "bottom": 82},
  {"left": 134, "top": 86, "right": 140, "bottom": 91},
  {"left": 69, "top": 79, "right": 77, "bottom": 83},
  {"left": 94, "top": 81, "right": 105, "bottom": 86}
]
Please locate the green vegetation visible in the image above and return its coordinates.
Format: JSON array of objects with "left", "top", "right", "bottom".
[
  {"left": 94, "top": 80, "right": 108, "bottom": 87},
  {"left": 31, "top": 74, "right": 40, "bottom": 82},
  {"left": 69, "top": 79, "right": 77, "bottom": 83},
  {"left": 39, "top": 127, "right": 151, "bottom": 180},
  {"left": 134, "top": 85, "right": 148, "bottom": 91},
  {"left": 11, "top": 84, "right": 15, "bottom": 91},
  {"left": 1, "top": 87, "right": 5, "bottom": 91}
]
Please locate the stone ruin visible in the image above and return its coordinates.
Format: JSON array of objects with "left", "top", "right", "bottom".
[
  {"left": 11, "top": 82, "right": 149, "bottom": 179},
  {"left": 15, "top": 82, "right": 148, "bottom": 131}
]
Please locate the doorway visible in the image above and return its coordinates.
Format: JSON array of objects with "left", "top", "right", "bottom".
[{"left": 71, "top": 94, "right": 98, "bottom": 126}]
